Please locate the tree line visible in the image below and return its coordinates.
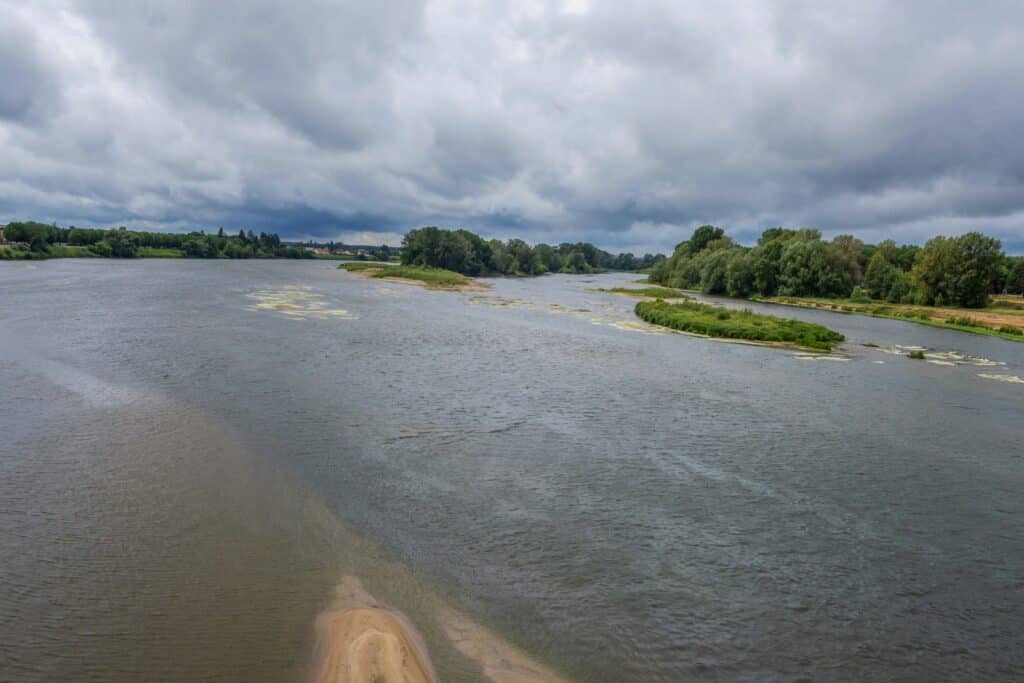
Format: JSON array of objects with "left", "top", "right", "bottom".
[
  {"left": 2, "top": 222, "right": 312, "bottom": 259},
  {"left": 649, "top": 225, "right": 1023, "bottom": 308},
  {"left": 399, "top": 226, "right": 664, "bottom": 275}
]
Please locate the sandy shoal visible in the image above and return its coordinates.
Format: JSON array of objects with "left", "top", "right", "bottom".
[
  {"left": 313, "top": 578, "right": 436, "bottom": 683},
  {"left": 312, "top": 576, "right": 570, "bottom": 683}
]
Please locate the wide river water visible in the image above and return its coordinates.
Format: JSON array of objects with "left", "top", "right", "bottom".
[{"left": 1, "top": 259, "right": 1023, "bottom": 681}]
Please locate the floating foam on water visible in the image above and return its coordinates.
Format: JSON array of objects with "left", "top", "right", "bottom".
[
  {"left": 609, "top": 320, "right": 668, "bottom": 335},
  {"left": 926, "top": 351, "right": 965, "bottom": 361},
  {"left": 246, "top": 287, "right": 355, "bottom": 320},
  {"left": 874, "top": 345, "right": 1007, "bottom": 369},
  {"left": 467, "top": 295, "right": 540, "bottom": 311},
  {"left": 978, "top": 373, "right": 1024, "bottom": 384}
]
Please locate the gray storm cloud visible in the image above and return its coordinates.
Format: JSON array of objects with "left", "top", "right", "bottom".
[{"left": 1, "top": 0, "right": 1022, "bottom": 253}]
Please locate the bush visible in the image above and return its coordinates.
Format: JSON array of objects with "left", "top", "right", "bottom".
[
  {"left": 849, "top": 286, "right": 871, "bottom": 303},
  {"left": 909, "top": 350, "right": 926, "bottom": 359},
  {"left": 88, "top": 241, "right": 113, "bottom": 257},
  {"left": 947, "top": 316, "right": 982, "bottom": 328}
]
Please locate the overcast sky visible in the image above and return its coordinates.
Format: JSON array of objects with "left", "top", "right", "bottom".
[{"left": 2, "top": 1, "right": 1023, "bottom": 253}]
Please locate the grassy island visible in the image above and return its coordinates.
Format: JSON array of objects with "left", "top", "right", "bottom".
[
  {"left": 340, "top": 262, "right": 469, "bottom": 287},
  {"left": 635, "top": 298, "right": 845, "bottom": 351}
]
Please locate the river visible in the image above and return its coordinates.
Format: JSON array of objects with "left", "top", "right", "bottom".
[{"left": 1, "top": 259, "right": 1022, "bottom": 681}]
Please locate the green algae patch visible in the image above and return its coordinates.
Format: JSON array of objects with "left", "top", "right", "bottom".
[{"left": 635, "top": 299, "right": 844, "bottom": 351}]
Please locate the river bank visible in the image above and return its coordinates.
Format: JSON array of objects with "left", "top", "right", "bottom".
[{"left": 755, "top": 294, "right": 1024, "bottom": 342}]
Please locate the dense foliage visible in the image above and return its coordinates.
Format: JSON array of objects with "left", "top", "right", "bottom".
[
  {"left": 399, "top": 226, "right": 664, "bottom": 275},
  {"left": 650, "top": 225, "right": 1015, "bottom": 308},
  {"left": 1, "top": 222, "right": 311, "bottom": 259},
  {"left": 635, "top": 298, "right": 845, "bottom": 351}
]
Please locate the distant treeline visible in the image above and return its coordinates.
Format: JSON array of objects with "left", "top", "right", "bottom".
[
  {"left": 1, "top": 222, "right": 311, "bottom": 259},
  {"left": 400, "top": 226, "right": 664, "bottom": 275},
  {"left": 649, "top": 225, "right": 1024, "bottom": 308},
  {"left": 304, "top": 240, "right": 399, "bottom": 261}
]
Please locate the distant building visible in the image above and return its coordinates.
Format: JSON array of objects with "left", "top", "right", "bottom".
[{"left": 0, "top": 226, "right": 5, "bottom": 242}]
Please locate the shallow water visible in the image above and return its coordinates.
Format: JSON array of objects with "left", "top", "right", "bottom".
[{"left": 1, "top": 259, "right": 1023, "bottom": 681}]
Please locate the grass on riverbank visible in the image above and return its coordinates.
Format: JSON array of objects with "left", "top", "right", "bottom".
[
  {"left": 758, "top": 295, "right": 1024, "bottom": 342},
  {"left": 138, "top": 247, "right": 184, "bottom": 257},
  {"left": 340, "top": 262, "right": 396, "bottom": 272},
  {"left": 340, "top": 262, "right": 470, "bottom": 287},
  {"left": 600, "top": 286, "right": 687, "bottom": 298},
  {"left": 636, "top": 298, "right": 845, "bottom": 351}
]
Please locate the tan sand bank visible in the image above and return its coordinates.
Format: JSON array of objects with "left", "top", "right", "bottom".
[
  {"left": 313, "top": 577, "right": 437, "bottom": 683},
  {"left": 313, "top": 575, "right": 570, "bottom": 683}
]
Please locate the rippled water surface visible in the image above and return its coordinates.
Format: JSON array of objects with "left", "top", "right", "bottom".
[{"left": 2, "top": 259, "right": 1023, "bottom": 681}]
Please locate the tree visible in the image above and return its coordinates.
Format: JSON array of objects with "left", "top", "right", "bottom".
[
  {"left": 1007, "top": 260, "right": 1024, "bottom": 295},
  {"left": 911, "top": 232, "right": 1003, "bottom": 307},
  {"left": 105, "top": 228, "right": 140, "bottom": 257},
  {"left": 700, "top": 249, "right": 732, "bottom": 294},
  {"left": 911, "top": 236, "right": 960, "bottom": 306},
  {"left": 831, "top": 234, "right": 866, "bottom": 284},
  {"left": 750, "top": 241, "right": 785, "bottom": 296},
  {"left": 778, "top": 239, "right": 852, "bottom": 297},
  {"left": 955, "top": 232, "right": 1002, "bottom": 307},
  {"left": 563, "top": 251, "right": 590, "bottom": 273},
  {"left": 725, "top": 251, "right": 755, "bottom": 298},
  {"left": 686, "top": 225, "right": 724, "bottom": 255}
]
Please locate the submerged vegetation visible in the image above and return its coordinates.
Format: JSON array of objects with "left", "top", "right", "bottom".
[
  {"left": 340, "top": 262, "right": 469, "bottom": 287},
  {"left": 400, "top": 226, "right": 664, "bottom": 275},
  {"left": 635, "top": 299, "right": 845, "bottom": 351}
]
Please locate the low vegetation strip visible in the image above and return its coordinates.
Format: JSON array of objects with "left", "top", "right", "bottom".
[
  {"left": 763, "top": 296, "right": 1024, "bottom": 342},
  {"left": 340, "top": 262, "right": 394, "bottom": 272},
  {"left": 635, "top": 299, "right": 845, "bottom": 351},
  {"left": 600, "top": 286, "right": 686, "bottom": 298},
  {"left": 341, "top": 262, "right": 469, "bottom": 287}
]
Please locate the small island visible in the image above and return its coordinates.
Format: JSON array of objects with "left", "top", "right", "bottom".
[
  {"left": 635, "top": 298, "right": 845, "bottom": 351},
  {"left": 340, "top": 262, "right": 475, "bottom": 289}
]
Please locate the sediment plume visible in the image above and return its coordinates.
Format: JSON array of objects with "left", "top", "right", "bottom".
[{"left": 438, "top": 605, "right": 571, "bottom": 683}]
